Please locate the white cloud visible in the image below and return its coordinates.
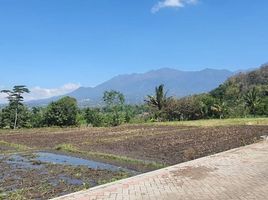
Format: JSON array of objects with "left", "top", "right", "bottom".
[
  {"left": 152, "top": 0, "right": 198, "bottom": 13},
  {"left": 0, "top": 93, "right": 7, "bottom": 104},
  {"left": 0, "top": 83, "right": 80, "bottom": 103}
]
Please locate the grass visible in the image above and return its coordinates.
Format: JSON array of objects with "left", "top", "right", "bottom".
[
  {"left": 0, "top": 118, "right": 267, "bottom": 136},
  {"left": 153, "top": 117, "right": 268, "bottom": 127},
  {"left": 0, "top": 140, "right": 31, "bottom": 151},
  {"left": 54, "top": 143, "right": 166, "bottom": 170},
  {"left": 55, "top": 143, "right": 78, "bottom": 153},
  {"left": 0, "top": 126, "right": 106, "bottom": 135}
]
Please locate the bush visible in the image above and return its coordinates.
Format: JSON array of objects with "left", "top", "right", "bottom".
[{"left": 44, "top": 97, "right": 78, "bottom": 127}]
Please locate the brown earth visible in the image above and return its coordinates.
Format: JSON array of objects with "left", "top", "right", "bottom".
[
  {"left": 1, "top": 124, "right": 268, "bottom": 200},
  {"left": 1, "top": 125, "right": 267, "bottom": 166}
]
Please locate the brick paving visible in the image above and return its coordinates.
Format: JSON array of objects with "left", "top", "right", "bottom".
[{"left": 53, "top": 140, "right": 268, "bottom": 200}]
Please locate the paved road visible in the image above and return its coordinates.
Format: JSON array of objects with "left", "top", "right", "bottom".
[{"left": 53, "top": 140, "right": 268, "bottom": 200}]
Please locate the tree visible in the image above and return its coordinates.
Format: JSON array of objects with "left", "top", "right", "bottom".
[
  {"left": 0, "top": 104, "right": 31, "bottom": 129},
  {"left": 103, "top": 90, "right": 125, "bottom": 126},
  {"left": 210, "top": 101, "right": 228, "bottom": 119},
  {"left": 30, "top": 107, "right": 45, "bottom": 128},
  {"left": 145, "top": 84, "right": 168, "bottom": 110},
  {"left": 1, "top": 85, "right": 30, "bottom": 129},
  {"left": 145, "top": 84, "right": 171, "bottom": 120},
  {"left": 44, "top": 97, "right": 78, "bottom": 127},
  {"left": 244, "top": 87, "right": 261, "bottom": 116},
  {"left": 174, "top": 96, "right": 203, "bottom": 120},
  {"left": 84, "top": 108, "right": 104, "bottom": 127},
  {"left": 103, "top": 90, "right": 125, "bottom": 108}
]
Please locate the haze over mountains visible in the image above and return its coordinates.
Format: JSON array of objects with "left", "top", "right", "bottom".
[{"left": 27, "top": 68, "right": 234, "bottom": 107}]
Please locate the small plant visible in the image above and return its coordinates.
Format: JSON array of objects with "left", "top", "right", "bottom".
[
  {"left": 82, "top": 182, "right": 90, "bottom": 190},
  {"left": 54, "top": 144, "right": 78, "bottom": 153}
]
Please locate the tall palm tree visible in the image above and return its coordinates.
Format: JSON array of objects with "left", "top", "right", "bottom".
[
  {"left": 145, "top": 84, "right": 169, "bottom": 111},
  {"left": 244, "top": 87, "right": 261, "bottom": 116},
  {"left": 211, "top": 101, "right": 227, "bottom": 119}
]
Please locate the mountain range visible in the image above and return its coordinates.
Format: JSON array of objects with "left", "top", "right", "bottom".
[{"left": 28, "top": 68, "right": 234, "bottom": 107}]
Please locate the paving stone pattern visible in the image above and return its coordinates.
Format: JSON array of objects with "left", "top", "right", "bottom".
[{"left": 53, "top": 141, "right": 268, "bottom": 200}]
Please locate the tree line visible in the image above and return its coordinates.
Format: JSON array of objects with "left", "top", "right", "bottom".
[
  {"left": 0, "top": 87, "right": 148, "bottom": 128},
  {"left": 0, "top": 66, "right": 267, "bottom": 129}
]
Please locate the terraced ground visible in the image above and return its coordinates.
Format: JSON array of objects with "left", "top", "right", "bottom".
[{"left": 0, "top": 118, "right": 267, "bottom": 199}]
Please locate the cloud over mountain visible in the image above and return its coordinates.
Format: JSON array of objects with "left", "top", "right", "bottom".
[{"left": 0, "top": 83, "right": 80, "bottom": 103}]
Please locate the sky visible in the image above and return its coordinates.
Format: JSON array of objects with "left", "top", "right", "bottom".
[{"left": 0, "top": 0, "right": 268, "bottom": 101}]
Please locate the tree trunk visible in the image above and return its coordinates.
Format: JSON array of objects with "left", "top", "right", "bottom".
[{"left": 14, "top": 107, "right": 18, "bottom": 129}]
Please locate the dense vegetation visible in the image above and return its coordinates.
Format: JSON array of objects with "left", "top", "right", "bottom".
[{"left": 0, "top": 65, "right": 267, "bottom": 128}]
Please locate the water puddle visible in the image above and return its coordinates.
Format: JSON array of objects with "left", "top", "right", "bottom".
[
  {"left": 5, "top": 154, "right": 43, "bottom": 169},
  {"left": 1, "top": 152, "right": 137, "bottom": 174},
  {"left": 35, "top": 152, "right": 132, "bottom": 172},
  {"left": 0, "top": 152, "right": 135, "bottom": 198}
]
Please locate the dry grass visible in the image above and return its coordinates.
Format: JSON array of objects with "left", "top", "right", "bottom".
[{"left": 154, "top": 118, "right": 268, "bottom": 127}]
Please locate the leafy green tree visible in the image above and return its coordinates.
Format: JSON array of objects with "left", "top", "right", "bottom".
[
  {"left": 256, "top": 96, "right": 268, "bottom": 116},
  {"left": 210, "top": 101, "right": 228, "bottom": 119},
  {"left": 124, "top": 105, "right": 135, "bottom": 123},
  {"left": 162, "top": 98, "right": 181, "bottom": 121},
  {"left": 29, "top": 107, "right": 46, "bottom": 128},
  {"left": 0, "top": 104, "right": 31, "bottom": 128},
  {"left": 244, "top": 87, "right": 261, "bottom": 116},
  {"left": 198, "top": 94, "right": 217, "bottom": 119},
  {"left": 175, "top": 96, "right": 203, "bottom": 120},
  {"left": 103, "top": 90, "right": 126, "bottom": 126},
  {"left": 44, "top": 96, "right": 78, "bottom": 127},
  {"left": 103, "top": 90, "right": 125, "bottom": 108},
  {"left": 1, "top": 85, "right": 30, "bottom": 129},
  {"left": 84, "top": 108, "right": 104, "bottom": 127}
]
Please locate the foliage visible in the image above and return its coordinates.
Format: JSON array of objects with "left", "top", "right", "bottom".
[
  {"left": 243, "top": 87, "right": 261, "bottom": 116},
  {"left": 103, "top": 90, "right": 125, "bottom": 108},
  {"left": 146, "top": 65, "right": 268, "bottom": 121},
  {"left": 29, "top": 107, "right": 46, "bottom": 128},
  {"left": 103, "top": 90, "right": 126, "bottom": 126},
  {"left": 44, "top": 96, "right": 78, "bottom": 127},
  {"left": 1, "top": 85, "right": 30, "bottom": 129},
  {"left": 0, "top": 65, "right": 267, "bottom": 129},
  {"left": 163, "top": 96, "right": 203, "bottom": 121},
  {"left": 84, "top": 108, "right": 104, "bottom": 127},
  {"left": 145, "top": 84, "right": 171, "bottom": 120},
  {"left": 210, "top": 65, "right": 268, "bottom": 117},
  {"left": 0, "top": 103, "right": 31, "bottom": 129}
]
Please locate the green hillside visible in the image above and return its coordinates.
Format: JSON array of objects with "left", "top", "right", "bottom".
[{"left": 210, "top": 65, "right": 268, "bottom": 117}]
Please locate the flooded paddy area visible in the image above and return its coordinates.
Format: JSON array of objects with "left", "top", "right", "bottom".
[{"left": 0, "top": 151, "right": 134, "bottom": 200}]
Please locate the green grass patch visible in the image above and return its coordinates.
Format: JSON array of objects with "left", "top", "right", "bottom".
[
  {"left": 54, "top": 143, "right": 78, "bottom": 153},
  {"left": 54, "top": 143, "right": 166, "bottom": 171},
  {"left": 152, "top": 117, "right": 268, "bottom": 127},
  {"left": 0, "top": 140, "right": 30, "bottom": 151}
]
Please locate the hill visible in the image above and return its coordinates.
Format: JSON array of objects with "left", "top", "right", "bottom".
[
  {"left": 210, "top": 64, "right": 268, "bottom": 116},
  {"left": 211, "top": 64, "right": 268, "bottom": 99}
]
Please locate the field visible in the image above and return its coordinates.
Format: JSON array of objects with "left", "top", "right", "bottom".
[{"left": 0, "top": 118, "right": 268, "bottom": 199}]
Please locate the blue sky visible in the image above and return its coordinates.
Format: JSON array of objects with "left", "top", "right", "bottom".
[{"left": 0, "top": 0, "right": 268, "bottom": 100}]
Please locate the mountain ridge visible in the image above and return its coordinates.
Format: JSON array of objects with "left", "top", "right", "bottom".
[{"left": 27, "top": 68, "right": 234, "bottom": 107}]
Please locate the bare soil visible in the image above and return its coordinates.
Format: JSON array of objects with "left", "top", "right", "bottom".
[
  {"left": 1, "top": 125, "right": 267, "bottom": 165},
  {"left": 0, "top": 124, "right": 267, "bottom": 199}
]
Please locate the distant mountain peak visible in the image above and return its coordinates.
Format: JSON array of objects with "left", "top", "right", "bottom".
[{"left": 27, "top": 67, "right": 234, "bottom": 107}]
